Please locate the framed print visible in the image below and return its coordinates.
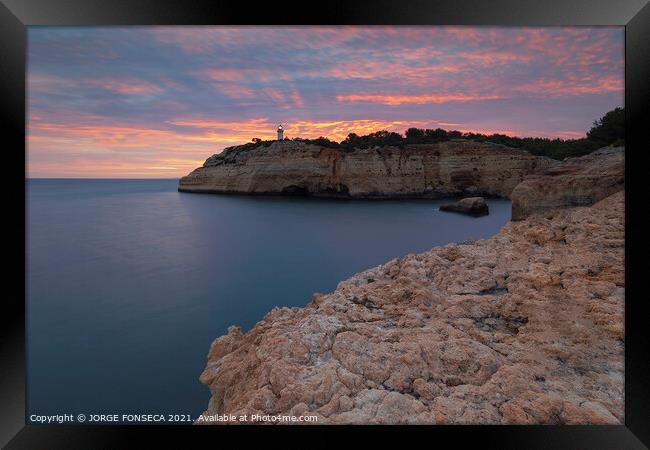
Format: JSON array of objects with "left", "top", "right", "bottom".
[{"left": 1, "top": 0, "right": 649, "bottom": 448}]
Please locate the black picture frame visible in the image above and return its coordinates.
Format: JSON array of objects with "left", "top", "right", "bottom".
[{"left": 2, "top": 0, "right": 648, "bottom": 448}]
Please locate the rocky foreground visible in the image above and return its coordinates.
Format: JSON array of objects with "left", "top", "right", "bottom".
[
  {"left": 196, "top": 145, "right": 624, "bottom": 424},
  {"left": 511, "top": 147, "right": 624, "bottom": 220},
  {"left": 199, "top": 190, "right": 624, "bottom": 424},
  {"left": 179, "top": 140, "right": 554, "bottom": 199}
]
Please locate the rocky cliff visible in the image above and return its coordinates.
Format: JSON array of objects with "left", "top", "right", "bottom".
[
  {"left": 179, "top": 140, "right": 554, "bottom": 199},
  {"left": 511, "top": 146, "right": 624, "bottom": 220},
  {"left": 198, "top": 188, "right": 624, "bottom": 424}
]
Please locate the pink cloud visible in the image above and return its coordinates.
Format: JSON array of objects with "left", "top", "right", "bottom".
[
  {"left": 211, "top": 82, "right": 257, "bottom": 99},
  {"left": 514, "top": 74, "right": 623, "bottom": 96},
  {"left": 89, "top": 78, "right": 164, "bottom": 95},
  {"left": 262, "top": 87, "right": 304, "bottom": 109},
  {"left": 336, "top": 93, "right": 501, "bottom": 106}
]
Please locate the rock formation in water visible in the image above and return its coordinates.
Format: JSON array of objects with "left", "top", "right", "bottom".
[
  {"left": 197, "top": 146, "right": 624, "bottom": 425},
  {"left": 179, "top": 140, "right": 554, "bottom": 199},
  {"left": 440, "top": 197, "right": 489, "bottom": 217},
  {"left": 510, "top": 146, "right": 624, "bottom": 220}
]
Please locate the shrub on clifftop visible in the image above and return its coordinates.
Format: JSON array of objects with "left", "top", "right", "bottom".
[
  {"left": 587, "top": 107, "right": 625, "bottom": 147},
  {"left": 333, "top": 107, "right": 624, "bottom": 159}
]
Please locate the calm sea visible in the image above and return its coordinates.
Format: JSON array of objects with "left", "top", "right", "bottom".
[{"left": 26, "top": 179, "right": 511, "bottom": 423}]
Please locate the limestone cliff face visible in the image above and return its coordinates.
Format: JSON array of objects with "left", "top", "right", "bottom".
[
  {"left": 179, "top": 140, "right": 554, "bottom": 199},
  {"left": 511, "top": 146, "right": 624, "bottom": 220},
  {"left": 198, "top": 191, "right": 624, "bottom": 425}
]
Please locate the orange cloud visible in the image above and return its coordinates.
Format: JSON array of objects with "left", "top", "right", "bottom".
[
  {"left": 555, "top": 130, "right": 586, "bottom": 139},
  {"left": 30, "top": 122, "right": 182, "bottom": 148},
  {"left": 287, "top": 120, "right": 410, "bottom": 141},
  {"left": 169, "top": 118, "right": 412, "bottom": 142}
]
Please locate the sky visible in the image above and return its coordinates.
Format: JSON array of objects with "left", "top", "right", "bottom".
[{"left": 27, "top": 26, "right": 624, "bottom": 178}]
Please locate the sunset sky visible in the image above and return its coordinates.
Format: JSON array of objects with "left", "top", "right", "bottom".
[{"left": 27, "top": 26, "right": 624, "bottom": 178}]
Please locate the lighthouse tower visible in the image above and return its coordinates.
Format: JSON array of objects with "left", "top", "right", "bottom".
[{"left": 277, "top": 124, "right": 284, "bottom": 140}]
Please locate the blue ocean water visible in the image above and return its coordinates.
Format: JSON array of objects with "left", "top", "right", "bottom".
[{"left": 26, "top": 179, "right": 511, "bottom": 422}]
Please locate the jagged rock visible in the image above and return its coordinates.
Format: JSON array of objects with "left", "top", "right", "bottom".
[
  {"left": 198, "top": 191, "right": 624, "bottom": 425},
  {"left": 179, "top": 140, "right": 553, "bottom": 199},
  {"left": 511, "top": 147, "right": 624, "bottom": 220},
  {"left": 440, "top": 197, "right": 489, "bottom": 216}
]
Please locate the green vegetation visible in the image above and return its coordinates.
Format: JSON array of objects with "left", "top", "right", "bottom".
[
  {"left": 291, "top": 136, "right": 341, "bottom": 148},
  {"left": 226, "top": 138, "right": 276, "bottom": 153},
  {"left": 586, "top": 107, "right": 625, "bottom": 147},
  {"left": 244, "top": 107, "right": 624, "bottom": 160}
]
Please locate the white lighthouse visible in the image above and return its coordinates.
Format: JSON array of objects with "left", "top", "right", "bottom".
[{"left": 277, "top": 124, "right": 284, "bottom": 140}]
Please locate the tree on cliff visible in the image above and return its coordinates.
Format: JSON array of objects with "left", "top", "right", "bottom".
[
  {"left": 342, "top": 130, "right": 404, "bottom": 149},
  {"left": 587, "top": 107, "right": 624, "bottom": 146},
  {"left": 405, "top": 128, "right": 425, "bottom": 142}
]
